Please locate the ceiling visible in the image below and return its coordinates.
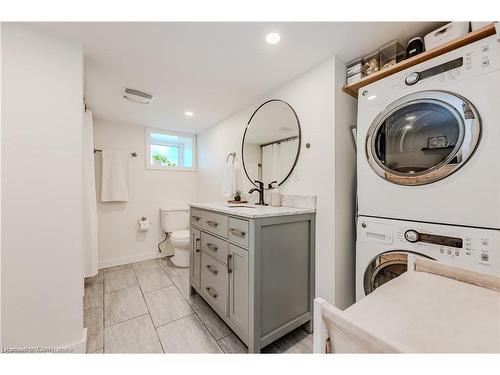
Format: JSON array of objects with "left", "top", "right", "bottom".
[{"left": 33, "top": 22, "right": 442, "bottom": 134}]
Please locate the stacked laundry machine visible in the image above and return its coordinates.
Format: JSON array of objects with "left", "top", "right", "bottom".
[{"left": 355, "top": 35, "right": 500, "bottom": 301}]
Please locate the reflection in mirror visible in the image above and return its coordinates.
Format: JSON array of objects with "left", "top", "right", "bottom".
[{"left": 242, "top": 100, "right": 300, "bottom": 187}]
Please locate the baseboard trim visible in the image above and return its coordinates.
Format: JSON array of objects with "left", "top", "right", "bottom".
[
  {"left": 98, "top": 251, "right": 170, "bottom": 269},
  {"left": 67, "top": 327, "right": 87, "bottom": 354}
]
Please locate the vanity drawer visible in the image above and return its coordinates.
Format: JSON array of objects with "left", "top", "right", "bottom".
[
  {"left": 228, "top": 217, "right": 249, "bottom": 249},
  {"left": 201, "top": 232, "right": 229, "bottom": 265},
  {"left": 201, "top": 253, "right": 228, "bottom": 316},
  {"left": 190, "top": 208, "right": 204, "bottom": 228},
  {"left": 202, "top": 211, "right": 228, "bottom": 238}
]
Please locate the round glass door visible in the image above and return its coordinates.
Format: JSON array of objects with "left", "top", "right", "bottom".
[
  {"left": 363, "top": 251, "right": 432, "bottom": 296},
  {"left": 366, "top": 91, "right": 481, "bottom": 185}
]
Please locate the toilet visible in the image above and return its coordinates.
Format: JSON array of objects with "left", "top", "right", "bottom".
[{"left": 160, "top": 207, "right": 190, "bottom": 267}]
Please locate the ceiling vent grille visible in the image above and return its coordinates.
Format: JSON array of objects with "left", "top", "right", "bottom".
[{"left": 123, "top": 88, "right": 154, "bottom": 104}]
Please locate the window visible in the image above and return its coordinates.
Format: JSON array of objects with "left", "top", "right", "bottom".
[{"left": 146, "top": 128, "right": 196, "bottom": 171}]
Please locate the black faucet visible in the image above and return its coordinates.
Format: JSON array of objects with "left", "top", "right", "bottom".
[{"left": 248, "top": 180, "right": 267, "bottom": 205}]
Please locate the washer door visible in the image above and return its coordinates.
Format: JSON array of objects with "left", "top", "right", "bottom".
[
  {"left": 366, "top": 90, "right": 481, "bottom": 186},
  {"left": 363, "top": 251, "right": 433, "bottom": 296}
]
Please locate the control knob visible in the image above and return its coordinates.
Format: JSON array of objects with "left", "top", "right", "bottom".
[
  {"left": 404, "top": 230, "right": 419, "bottom": 243},
  {"left": 405, "top": 72, "right": 420, "bottom": 86}
]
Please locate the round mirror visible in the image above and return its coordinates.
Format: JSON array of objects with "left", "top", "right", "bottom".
[{"left": 242, "top": 100, "right": 301, "bottom": 188}]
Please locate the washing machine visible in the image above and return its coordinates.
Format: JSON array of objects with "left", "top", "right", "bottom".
[
  {"left": 357, "top": 35, "right": 500, "bottom": 229},
  {"left": 356, "top": 216, "right": 500, "bottom": 301}
]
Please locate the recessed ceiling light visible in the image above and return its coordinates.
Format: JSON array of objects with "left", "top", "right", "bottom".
[
  {"left": 265, "top": 32, "right": 280, "bottom": 44},
  {"left": 184, "top": 111, "right": 194, "bottom": 117}
]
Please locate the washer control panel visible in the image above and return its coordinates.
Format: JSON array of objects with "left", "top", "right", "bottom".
[
  {"left": 404, "top": 230, "right": 463, "bottom": 248},
  {"left": 358, "top": 216, "right": 500, "bottom": 276},
  {"left": 396, "top": 225, "right": 495, "bottom": 273}
]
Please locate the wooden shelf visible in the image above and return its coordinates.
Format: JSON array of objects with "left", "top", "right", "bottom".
[{"left": 343, "top": 23, "right": 497, "bottom": 98}]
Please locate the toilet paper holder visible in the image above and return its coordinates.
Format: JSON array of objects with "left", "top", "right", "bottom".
[{"left": 137, "top": 216, "right": 151, "bottom": 231}]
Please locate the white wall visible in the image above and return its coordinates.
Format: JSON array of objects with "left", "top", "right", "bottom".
[
  {"left": 0, "top": 21, "right": 3, "bottom": 349},
  {"left": 1, "top": 23, "right": 85, "bottom": 349},
  {"left": 197, "top": 57, "right": 357, "bottom": 305},
  {"left": 93, "top": 120, "right": 197, "bottom": 268},
  {"left": 333, "top": 59, "right": 357, "bottom": 309}
]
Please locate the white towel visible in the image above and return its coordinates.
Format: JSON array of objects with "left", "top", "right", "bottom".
[
  {"left": 222, "top": 162, "right": 237, "bottom": 198},
  {"left": 101, "top": 149, "right": 130, "bottom": 202}
]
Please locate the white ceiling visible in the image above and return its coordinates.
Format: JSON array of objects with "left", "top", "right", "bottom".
[{"left": 33, "top": 22, "right": 442, "bottom": 134}]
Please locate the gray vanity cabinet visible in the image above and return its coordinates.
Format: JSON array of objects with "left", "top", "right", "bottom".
[
  {"left": 190, "top": 228, "right": 201, "bottom": 290},
  {"left": 189, "top": 206, "right": 315, "bottom": 353},
  {"left": 228, "top": 244, "right": 249, "bottom": 337}
]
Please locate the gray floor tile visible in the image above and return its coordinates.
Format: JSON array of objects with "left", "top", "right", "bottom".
[
  {"left": 144, "top": 286, "right": 193, "bottom": 327},
  {"left": 262, "top": 327, "right": 310, "bottom": 353},
  {"left": 132, "top": 259, "right": 161, "bottom": 273},
  {"left": 136, "top": 267, "right": 173, "bottom": 293},
  {"left": 188, "top": 296, "right": 230, "bottom": 340},
  {"left": 84, "top": 306, "right": 103, "bottom": 328},
  {"left": 284, "top": 334, "right": 313, "bottom": 354},
  {"left": 83, "top": 280, "right": 103, "bottom": 310},
  {"left": 84, "top": 306, "right": 104, "bottom": 353},
  {"left": 159, "top": 257, "right": 192, "bottom": 299},
  {"left": 86, "top": 323, "right": 103, "bottom": 353},
  {"left": 103, "top": 263, "right": 133, "bottom": 274},
  {"left": 217, "top": 333, "right": 247, "bottom": 353},
  {"left": 104, "top": 286, "right": 148, "bottom": 327},
  {"left": 84, "top": 270, "right": 103, "bottom": 287},
  {"left": 104, "top": 268, "right": 137, "bottom": 293},
  {"left": 104, "top": 314, "right": 163, "bottom": 353},
  {"left": 156, "top": 315, "right": 222, "bottom": 353}
]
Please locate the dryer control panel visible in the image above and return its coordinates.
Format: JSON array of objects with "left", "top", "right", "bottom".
[{"left": 370, "top": 35, "right": 500, "bottom": 93}]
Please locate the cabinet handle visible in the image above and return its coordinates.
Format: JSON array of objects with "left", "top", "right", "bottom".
[
  {"left": 229, "top": 228, "right": 246, "bottom": 237},
  {"left": 206, "top": 243, "right": 218, "bottom": 251},
  {"left": 205, "top": 286, "right": 218, "bottom": 298},
  {"left": 191, "top": 215, "right": 201, "bottom": 221},
  {"left": 195, "top": 238, "right": 200, "bottom": 253},
  {"left": 205, "top": 264, "right": 218, "bottom": 275},
  {"left": 227, "top": 254, "right": 233, "bottom": 274},
  {"left": 206, "top": 220, "right": 219, "bottom": 227}
]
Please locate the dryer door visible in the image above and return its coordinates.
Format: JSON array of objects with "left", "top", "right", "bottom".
[
  {"left": 366, "top": 90, "right": 481, "bottom": 186},
  {"left": 363, "top": 251, "right": 433, "bottom": 296}
]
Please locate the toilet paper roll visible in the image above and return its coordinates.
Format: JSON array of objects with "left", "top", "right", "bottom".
[{"left": 138, "top": 220, "right": 150, "bottom": 232}]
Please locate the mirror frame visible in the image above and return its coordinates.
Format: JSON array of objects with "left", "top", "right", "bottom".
[{"left": 241, "top": 99, "right": 301, "bottom": 188}]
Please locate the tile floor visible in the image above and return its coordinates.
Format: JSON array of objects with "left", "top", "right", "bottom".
[{"left": 83, "top": 257, "right": 312, "bottom": 354}]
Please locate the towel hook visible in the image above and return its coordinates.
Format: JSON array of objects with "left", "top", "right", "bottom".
[{"left": 226, "top": 152, "right": 236, "bottom": 164}]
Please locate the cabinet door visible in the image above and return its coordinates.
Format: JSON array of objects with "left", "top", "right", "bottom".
[
  {"left": 190, "top": 227, "right": 201, "bottom": 290},
  {"left": 229, "top": 244, "right": 249, "bottom": 336}
]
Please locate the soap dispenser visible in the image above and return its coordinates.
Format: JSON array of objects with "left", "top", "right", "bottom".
[{"left": 268, "top": 181, "right": 281, "bottom": 207}]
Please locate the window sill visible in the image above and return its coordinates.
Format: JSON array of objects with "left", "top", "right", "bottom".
[{"left": 146, "top": 164, "right": 196, "bottom": 172}]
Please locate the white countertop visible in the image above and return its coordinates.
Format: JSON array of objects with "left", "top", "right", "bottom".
[
  {"left": 189, "top": 202, "right": 316, "bottom": 219},
  {"left": 342, "top": 270, "right": 500, "bottom": 353}
]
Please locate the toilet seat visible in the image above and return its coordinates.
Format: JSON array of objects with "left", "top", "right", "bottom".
[{"left": 171, "top": 229, "right": 189, "bottom": 240}]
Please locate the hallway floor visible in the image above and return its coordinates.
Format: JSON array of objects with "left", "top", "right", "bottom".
[{"left": 83, "top": 257, "right": 312, "bottom": 353}]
